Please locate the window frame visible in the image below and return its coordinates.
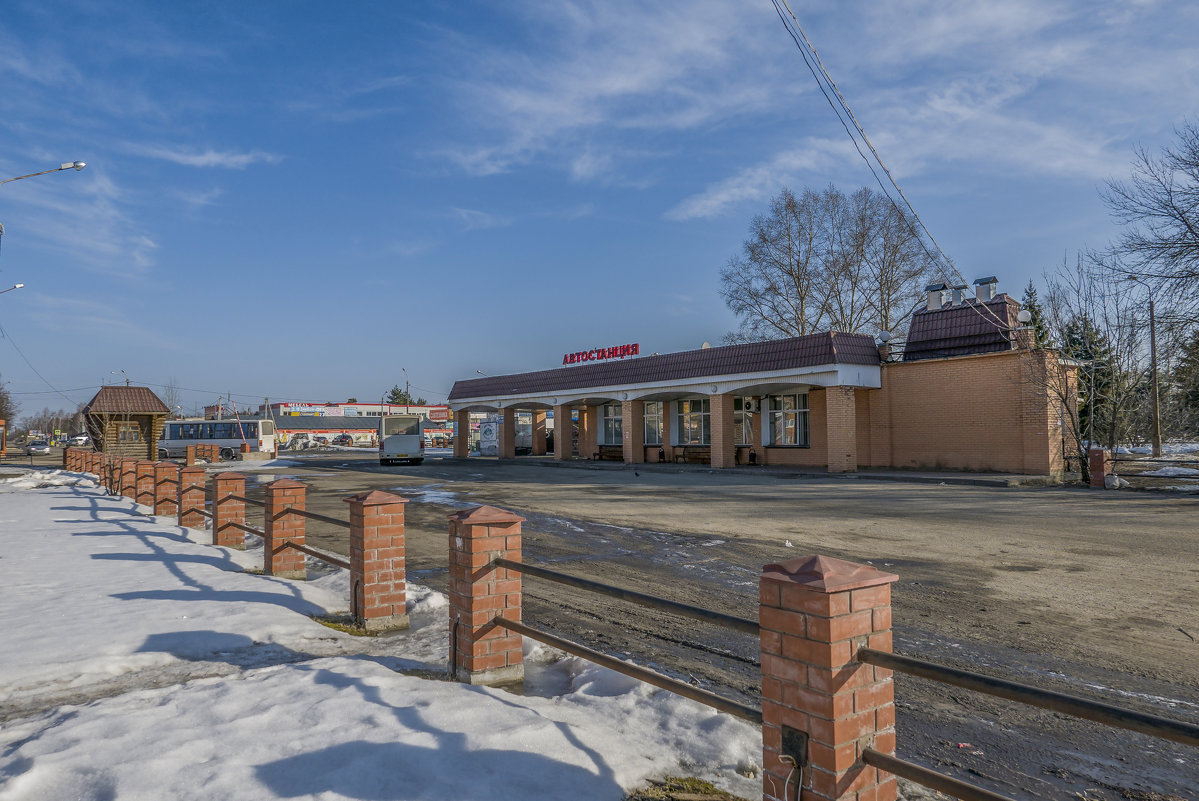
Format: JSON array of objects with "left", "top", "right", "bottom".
[{"left": 767, "top": 392, "right": 810, "bottom": 447}]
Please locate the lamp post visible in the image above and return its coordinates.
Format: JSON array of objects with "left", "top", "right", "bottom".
[
  {"left": 1, "top": 162, "right": 86, "bottom": 188},
  {"left": 0, "top": 283, "right": 24, "bottom": 296},
  {"left": 1126, "top": 276, "right": 1161, "bottom": 457},
  {"left": 110, "top": 370, "right": 130, "bottom": 387}
]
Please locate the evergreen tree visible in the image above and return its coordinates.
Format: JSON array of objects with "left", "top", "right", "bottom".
[
  {"left": 1175, "top": 329, "right": 1199, "bottom": 433},
  {"left": 1020, "top": 280, "right": 1050, "bottom": 347},
  {"left": 1061, "top": 315, "right": 1114, "bottom": 446},
  {"left": 384, "top": 385, "right": 427, "bottom": 406}
]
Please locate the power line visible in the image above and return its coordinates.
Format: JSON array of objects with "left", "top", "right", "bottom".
[
  {"left": 0, "top": 319, "right": 84, "bottom": 405},
  {"left": 770, "top": 0, "right": 1013, "bottom": 333}
]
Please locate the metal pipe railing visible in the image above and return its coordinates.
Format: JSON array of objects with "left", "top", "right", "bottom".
[
  {"left": 194, "top": 509, "right": 213, "bottom": 519},
  {"left": 283, "top": 507, "right": 351, "bottom": 528},
  {"left": 227, "top": 494, "right": 266, "bottom": 508},
  {"left": 858, "top": 647, "right": 1199, "bottom": 749},
  {"left": 493, "top": 557, "right": 758, "bottom": 635},
  {"left": 861, "top": 749, "right": 1014, "bottom": 801},
  {"left": 272, "top": 541, "right": 350, "bottom": 571},
  {"left": 225, "top": 520, "right": 265, "bottom": 538},
  {"left": 493, "top": 617, "right": 761, "bottom": 724}
]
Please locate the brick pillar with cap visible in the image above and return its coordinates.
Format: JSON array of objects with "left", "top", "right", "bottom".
[
  {"left": 120, "top": 458, "right": 137, "bottom": 499},
  {"left": 153, "top": 462, "right": 178, "bottom": 517},
  {"left": 347, "top": 490, "right": 409, "bottom": 631},
  {"left": 211, "top": 472, "right": 246, "bottom": 549},
  {"left": 177, "top": 466, "right": 206, "bottom": 529},
  {"left": 760, "top": 555, "right": 899, "bottom": 801},
  {"left": 1088, "top": 448, "right": 1111, "bottom": 488},
  {"left": 185, "top": 445, "right": 196, "bottom": 466},
  {"left": 135, "top": 460, "right": 156, "bottom": 507},
  {"left": 264, "top": 479, "right": 306, "bottom": 579},
  {"left": 447, "top": 505, "right": 524, "bottom": 686},
  {"left": 453, "top": 409, "right": 470, "bottom": 459}
]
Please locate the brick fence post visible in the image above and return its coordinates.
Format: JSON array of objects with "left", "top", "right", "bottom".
[
  {"left": 135, "top": 460, "right": 156, "bottom": 507},
  {"left": 264, "top": 479, "right": 306, "bottom": 579},
  {"left": 211, "top": 472, "right": 247, "bottom": 549},
  {"left": 447, "top": 505, "right": 524, "bottom": 685},
  {"left": 760, "top": 555, "right": 898, "bottom": 801},
  {"left": 1088, "top": 448, "right": 1110, "bottom": 488},
  {"left": 62, "top": 448, "right": 71, "bottom": 470},
  {"left": 347, "top": 490, "right": 409, "bottom": 631},
  {"left": 154, "top": 462, "right": 179, "bottom": 517},
  {"left": 120, "top": 458, "right": 137, "bottom": 499},
  {"left": 178, "top": 466, "right": 206, "bottom": 529},
  {"left": 185, "top": 444, "right": 196, "bottom": 466}
]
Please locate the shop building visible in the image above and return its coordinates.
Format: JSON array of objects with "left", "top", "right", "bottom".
[{"left": 447, "top": 279, "right": 1073, "bottom": 476}]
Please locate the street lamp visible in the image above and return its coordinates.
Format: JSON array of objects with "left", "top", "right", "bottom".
[
  {"left": 0, "top": 283, "right": 24, "bottom": 296},
  {"left": 110, "top": 370, "right": 130, "bottom": 387},
  {"left": 1126, "top": 276, "right": 1161, "bottom": 457},
  {"left": 1, "top": 162, "right": 86, "bottom": 188}
]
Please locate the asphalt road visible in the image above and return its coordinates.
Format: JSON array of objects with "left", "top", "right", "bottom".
[{"left": 21, "top": 447, "right": 1198, "bottom": 800}]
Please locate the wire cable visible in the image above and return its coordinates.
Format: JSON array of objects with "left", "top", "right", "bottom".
[
  {"left": 0, "top": 319, "right": 84, "bottom": 405},
  {"left": 770, "top": 0, "right": 1013, "bottom": 334}
]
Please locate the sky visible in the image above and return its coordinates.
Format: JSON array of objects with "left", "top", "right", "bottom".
[
  {"left": 0, "top": 470, "right": 760, "bottom": 799},
  {"left": 1, "top": 0, "right": 1197, "bottom": 417}
]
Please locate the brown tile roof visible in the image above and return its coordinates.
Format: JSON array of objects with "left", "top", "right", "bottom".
[
  {"left": 449, "top": 331, "right": 880, "bottom": 401},
  {"left": 83, "top": 386, "right": 170, "bottom": 414},
  {"left": 902, "top": 295, "right": 1021, "bottom": 361}
]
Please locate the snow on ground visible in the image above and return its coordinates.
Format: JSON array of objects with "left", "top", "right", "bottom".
[
  {"left": 0, "top": 469, "right": 760, "bottom": 801},
  {"left": 1140, "top": 466, "right": 1199, "bottom": 478}
]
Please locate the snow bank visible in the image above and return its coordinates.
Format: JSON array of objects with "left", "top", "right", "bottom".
[
  {"left": 0, "top": 478, "right": 761, "bottom": 800},
  {"left": 0, "top": 468, "right": 97, "bottom": 490},
  {"left": 1141, "top": 466, "right": 1199, "bottom": 478}
]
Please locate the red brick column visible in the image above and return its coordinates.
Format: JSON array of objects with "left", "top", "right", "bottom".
[
  {"left": 62, "top": 448, "right": 71, "bottom": 470},
  {"left": 185, "top": 445, "right": 196, "bottom": 466},
  {"left": 120, "top": 459, "right": 137, "bottom": 499},
  {"left": 531, "top": 410, "right": 547, "bottom": 456},
  {"left": 578, "top": 406, "right": 597, "bottom": 459},
  {"left": 554, "top": 404, "right": 572, "bottom": 460},
  {"left": 177, "top": 466, "right": 206, "bottom": 529},
  {"left": 347, "top": 490, "right": 409, "bottom": 631},
  {"left": 211, "top": 472, "right": 247, "bottom": 549},
  {"left": 1088, "top": 448, "right": 1110, "bottom": 488},
  {"left": 448, "top": 505, "right": 524, "bottom": 685},
  {"left": 264, "top": 479, "right": 306, "bottom": 579},
  {"left": 153, "top": 462, "right": 179, "bottom": 517},
  {"left": 498, "top": 408, "right": 516, "bottom": 460},
  {"left": 453, "top": 410, "right": 470, "bottom": 459},
  {"left": 825, "top": 386, "right": 858, "bottom": 473},
  {"left": 622, "top": 400, "right": 645, "bottom": 464},
  {"left": 710, "top": 393, "right": 736, "bottom": 469},
  {"left": 135, "top": 460, "right": 156, "bottom": 507},
  {"left": 760, "top": 555, "right": 898, "bottom": 801}
]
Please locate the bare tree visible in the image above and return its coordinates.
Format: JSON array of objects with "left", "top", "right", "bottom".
[
  {"left": 0, "top": 373, "right": 18, "bottom": 428},
  {"left": 1102, "top": 121, "right": 1199, "bottom": 323},
  {"left": 720, "top": 185, "right": 935, "bottom": 342},
  {"left": 162, "top": 376, "right": 183, "bottom": 417}
]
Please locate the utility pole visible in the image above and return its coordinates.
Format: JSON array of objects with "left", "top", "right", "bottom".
[{"left": 1148, "top": 295, "right": 1161, "bottom": 457}]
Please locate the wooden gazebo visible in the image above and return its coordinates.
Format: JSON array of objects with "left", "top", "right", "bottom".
[{"left": 82, "top": 386, "right": 170, "bottom": 459}]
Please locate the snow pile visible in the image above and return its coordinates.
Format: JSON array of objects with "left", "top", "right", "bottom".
[
  {"left": 1141, "top": 466, "right": 1199, "bottom": 478},
  {"left": 0, "top": 479, "right": 760, "bottom": 800},
  {"left": 0, "top": 468, "right": 97, "bottom": 490}
]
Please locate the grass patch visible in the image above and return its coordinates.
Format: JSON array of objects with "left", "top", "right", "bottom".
[
  {"left": 625, "top": 776, "right": 749, "bottom": 801},
  {"left": 310, "top": 614, "right": 379, "bottom": 637}
]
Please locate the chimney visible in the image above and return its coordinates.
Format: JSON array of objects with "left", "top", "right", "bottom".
[
  {"left": 951, "top": 284, "right": 969, "bottom": 305},
  {"left": 925, "top": 282, "right": 948, "bottom": 311},
  {"left": 973, "top": 276, "right": 998, "bottom": 301}
]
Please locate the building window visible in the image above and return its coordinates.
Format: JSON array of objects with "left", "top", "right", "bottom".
[
  {"left": 768, "top": 393, "right": 809, "bottom": 446},
  {"left": 734, "top": 397, "right": 755, "bottom": 445},
  {"left": 644, "top": 402, "right": 662, "bottom": 445},
  {"left": 675, "top": 398, "right": 710, "bottom": 445},
  {"left": 117, "top": 422, "right": 141, "bottom": 443},
  {"left": 601, "top": 403, "right": 622, "bottom": 445}
]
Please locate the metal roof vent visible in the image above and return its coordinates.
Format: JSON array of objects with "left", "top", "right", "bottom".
[
  {"left": 973, "top": 276, "right": 998, "bottom": 301},
  {"left": 925, "top": 282, "right": 948, "bottom": 311}
]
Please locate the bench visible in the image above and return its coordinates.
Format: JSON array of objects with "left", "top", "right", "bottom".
[
  {"left": 592, "top": 445, "right": 624, "bottom": 461},
  {"left": 673, "top": 446, "right": 711, "bottom": 465}
]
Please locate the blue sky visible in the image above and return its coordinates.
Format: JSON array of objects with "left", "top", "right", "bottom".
[{"left": 1, "top": 0, "right": 1196, "bottom": 415}]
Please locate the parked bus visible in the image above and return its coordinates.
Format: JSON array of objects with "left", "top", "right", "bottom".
[
  {"left": 157, "top": 419, "right": 276, "bottom": 461},
  {"left": 378, "top": 414, "right": 424, "bottom": 466}
]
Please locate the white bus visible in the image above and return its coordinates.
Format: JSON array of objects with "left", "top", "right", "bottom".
[
  {"left": 158, "top": 419, "right": 277, "bottom": 461},
  {"left": 379, "top": 414, "right": 424, "bottom": 466}
]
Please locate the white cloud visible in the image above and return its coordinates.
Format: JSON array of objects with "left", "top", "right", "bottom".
[
  {"left": 452, "top": 208, "right": 514, "bottom": 231},
  {"left": 130, "top": 145, "right": 283, "bottom": 169}
]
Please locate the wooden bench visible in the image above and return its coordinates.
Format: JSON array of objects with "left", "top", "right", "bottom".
[
  {"left": 592, "top": 445, "right": 624, "bottom": 461},
  {"left": 673, "top": 446, "right": 711, "bottom": 464}
]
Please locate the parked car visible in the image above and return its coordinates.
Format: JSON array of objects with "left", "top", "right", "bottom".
[
  {"left": 71, "top": 434, "right": 90, "bottom": 446},
  {"left": 25, "top": 440, "right": 51, "bottom": 455},
  {"left": 313, "top": 436, "right": 329, "bottom": 445},
  {"left": 332, "top": 434, "right": 354, "bottom": 446}
]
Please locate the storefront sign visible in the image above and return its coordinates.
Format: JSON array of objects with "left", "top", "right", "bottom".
[{"left": 563, "top": 343, "right": 639, "bottom": 365}]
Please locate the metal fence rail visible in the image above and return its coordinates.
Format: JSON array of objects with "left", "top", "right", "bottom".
[
  {"left": 492, "top": 557, "right": 758, "bottom": 634},
  {"left": 284, "top": 507, "right": 352, "bottom": 529},
  {"left": 493, "top": 617, "right": 761, "bottom": 724},
  {"left": 858, "top": 647, "right": 1199, "bottom": 749},
  {"left": 273, "top": 541, "right": 350, "bottom": 571},
  {"left": 226, "top": 520, "right": 265, "bottom": 538},
  {"left": 860, "top": 749, "right": 1013, "bottom": 801},
  {"left": 227, "top": 494, "right": 266, "bottom": 509},
  {"left": 195, "top": 509, "right": 213, "bottom": 519}
]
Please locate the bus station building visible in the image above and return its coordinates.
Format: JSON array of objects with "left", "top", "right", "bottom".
[{"left": 447, "top": 279, "right": 1074, "bottom": 477}]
